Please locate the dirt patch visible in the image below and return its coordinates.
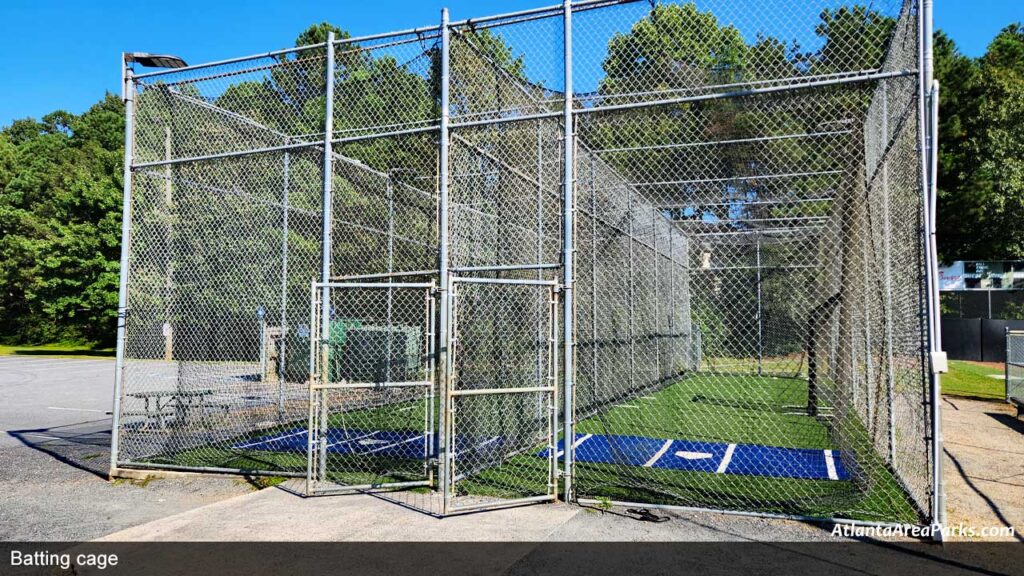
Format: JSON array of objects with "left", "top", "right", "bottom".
[{"left": 941, "top": 395, "right": 1023, "bottom": 542}]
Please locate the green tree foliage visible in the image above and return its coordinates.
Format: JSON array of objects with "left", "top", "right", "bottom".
[
  {"left": 0, "top": 95, "right": 125, "bottom": 345},
  {"left": 810, "top": 6, "right": 895, "bottom": 74},
  {"left": 1, "top": 10, "right": 1021, "bottom": 347},
  {"left": 936, "top": 24, "right": 1024, "bottom": 261},
  {"left": 601, "top": 3, "right": 748, "bottom": 92}
]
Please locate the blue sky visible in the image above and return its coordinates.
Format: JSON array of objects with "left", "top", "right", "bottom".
[{"left": 0, "top": 0, "right": 1019, "bottom": 127}]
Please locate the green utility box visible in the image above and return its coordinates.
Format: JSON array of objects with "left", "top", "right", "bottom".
[
  {"left": 327, "top": 322, "right": 422, "bottom": 383},
  {"left": 283, "top": 319, "right": 423, "bottom": 383}
]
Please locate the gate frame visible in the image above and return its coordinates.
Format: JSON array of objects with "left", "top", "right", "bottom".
[
  {"left": 443, "top": 276, "right": 561, "bottom": 514},
  {"left": 305, "top": 280, "right": 438, "bottom": 497}
]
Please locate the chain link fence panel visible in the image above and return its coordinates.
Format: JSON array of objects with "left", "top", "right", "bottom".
[{"left": 113, "top": 0, "right": 938, "bottom": 525}]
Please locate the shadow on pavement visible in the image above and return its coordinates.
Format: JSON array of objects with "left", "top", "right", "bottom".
[
  {"left": 944, "top": 447, "right": 1024, "bottom": 543},
  {"left": 986, "top": 411, "right": 1024, "bottom": 433},
  {"left": 7, "top": 418, "right": 113, "bottom": 479}
]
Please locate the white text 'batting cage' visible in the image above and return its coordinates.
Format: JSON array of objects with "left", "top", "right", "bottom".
[{"left": 111, "top": 0, "right": 945, "bottom": 527}]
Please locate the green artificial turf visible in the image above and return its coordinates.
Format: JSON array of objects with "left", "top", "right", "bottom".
[
  {"left": 131, "top": 373, "right": 923, "bottom": 523},
  {"left": 569, "top": 374, "right": 919, "bottom": 523}
]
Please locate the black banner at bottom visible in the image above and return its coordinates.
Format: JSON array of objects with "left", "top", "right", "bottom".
[{"left": 1, "top": 542, "right": 1021, "bottom": 576}]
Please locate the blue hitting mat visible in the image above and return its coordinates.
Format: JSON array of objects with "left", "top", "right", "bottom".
[
  {"left": 540, "top": 433, "right": 850, "bottom": 481},
  {"left": 235, "top": 428, "right": 848, "bottom": 481},
  {"left": 233, "top": 428, "right": 433, "bottom": 460},
  {"left": 233, "top": 428, "right": 504, "bottom": 461}
]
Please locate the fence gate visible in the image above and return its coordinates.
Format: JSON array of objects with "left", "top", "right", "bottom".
[
  {"left": 306, "top": 282, "right": 437, "bottom": 502},
  {"left": 444, "top": 278, "right": 559, "bottom": 513}
]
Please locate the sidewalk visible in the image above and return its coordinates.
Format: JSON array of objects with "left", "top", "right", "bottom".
[
  {"left": 89, "top": 485, "right": 1019, "bottom": 576},
  {"left": 97, "top": 483, "right": 836, "bottom": 542},
  {"left": 941, "top": 395, "right": 1023, "bottom": 541}
]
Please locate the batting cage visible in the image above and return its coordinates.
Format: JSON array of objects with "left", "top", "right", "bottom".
[{"left": 111, "top": 0, "right": 944, "bottom": 527}]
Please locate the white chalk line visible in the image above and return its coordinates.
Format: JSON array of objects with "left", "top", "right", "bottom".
[
  {"left": 643, "top": 439, "right": 674, "bottom": 467},
  {"left": 716, "top": 443, "right": 737, "bottom": 474}
]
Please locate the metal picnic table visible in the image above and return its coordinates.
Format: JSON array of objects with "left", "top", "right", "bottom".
[{"left": 125, "top": 388, "right": 214, "bottom": 429}]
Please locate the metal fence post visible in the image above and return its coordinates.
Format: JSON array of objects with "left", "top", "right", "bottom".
[
  {"left": 320, "top": 32, "right": 336, "bottom": 307},
  {"left": 917, "top": 0, "right": 944, "bottom": 536},
  {"left": 755, "top": 236, "right": 763, "bottom": 376},
  {"left": 1006, "top": 327, "right": 1011, "bottom": 401},
  {"left": 279, "top": 143, "right": 290, "bottom": 419},
  {"left": 590, "top": 157, "right": 597, "bottom": 411},
  {"left": 653, "top": 212, "right": 661, "bottom": 380},
  {"left": 438, "top": 7, "right": 452, "bottom": 514},
  {"left": 628, "top": 194, "right": 635, "bottom": 390},
  {"left": 930, "top": 77, "right": 944, "bottom": 532},
  {"left": 317, "top": 32, "right": 336, "bottom": 483},
  {"left": 880, "top": 80, "right": 897, "bottom": 464},
  {"left": 163, "top": 125, "right": 174, "bottom": 363},
  {"left": 561, "top": 0, "right": 576, "bottom": 503},
  {"left": 109, "top": 56, "right": 136, "bottom": 476}
]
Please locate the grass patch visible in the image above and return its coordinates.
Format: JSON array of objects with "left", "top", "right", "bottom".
[
  {"left": 942, "top": 360, "right": 1005, "bottom": 400},
  {"left": 0, "top": 343, "right": 114, "bottom": 358},
  {"left": 113, "top": 476, "right": 157, "bottom": 488},
  {"left": 242, "top": 475, "right": 289, "bottom": 490}
]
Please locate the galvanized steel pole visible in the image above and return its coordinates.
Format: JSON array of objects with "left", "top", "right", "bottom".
[
  {"left": 930, "top": 78, "right": 944, "bottom": 531},
  {"left": 320, "top": 33, "right": 336, "bottom": 305},
  {"left": 1006, "top": 327, "right": 1011, "bottom": 402},
  {"left": 881, "top": 82, "right": 896, "bottom": 465},
  {"left": 318, "top": 32, "right": 336, "bottom": 483},
  {"left": 438, "top": 7, "right": 452, "bottom": 514},
  {"left": 109, "top": 56, "right": 135, "bottom": 476},
  {"left": 279, "top": 144, "right": 290, "bottom": 419},
  {"left": 561, "top": 0, "right": 576, "bottom": 502},
  {"left": 918, "top": 0, "right": 944, "bottom": 536},
  {"left": 755, "top": 237, "right": 762, "bottom": 376}
]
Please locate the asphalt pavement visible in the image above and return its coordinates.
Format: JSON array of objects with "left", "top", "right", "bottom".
[{"left": 0, "top": 356, "right": 250, "bottom": 540}]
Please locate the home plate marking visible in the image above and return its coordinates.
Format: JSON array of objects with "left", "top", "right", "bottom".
[{"left": 675, "top": 450, "right": 713, "bottom": 460}]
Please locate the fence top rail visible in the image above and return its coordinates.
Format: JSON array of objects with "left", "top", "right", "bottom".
[
  {"left": 447, "top": 0, "right": 625, "bottom": 29},
  {"left": 331, "top": 270, "right": 440, "bottom": 282},
  {"left": 129, "top": 0, "right": 636, "bottom": 81},
  {"left": 132, "top": 42, "right": 328, "bottom": 81},
  {"left": 452, "top": 277, "right": 559, "bottom": 287},
  {"left": 575, "top": 69, "right": 917, "bottom": 115},
  {"left": 315, "top": 281, "right": 436, "bottom": 289}
]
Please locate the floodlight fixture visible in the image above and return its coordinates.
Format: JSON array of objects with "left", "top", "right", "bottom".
[{"left": 125, "top": 52, "right": 188, "bottom": 69}]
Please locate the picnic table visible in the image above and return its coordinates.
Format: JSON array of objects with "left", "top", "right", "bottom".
[{"left": 125, "top": 389, "right": 215, "bottom": 429}]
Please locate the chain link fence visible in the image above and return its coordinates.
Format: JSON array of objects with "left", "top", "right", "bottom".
[
  {"left": 112, "top": 0, "right": 941, "bottom": 526},
  {"left": 1007, "top": 331, "right": 1024, "bottom": 409}
]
